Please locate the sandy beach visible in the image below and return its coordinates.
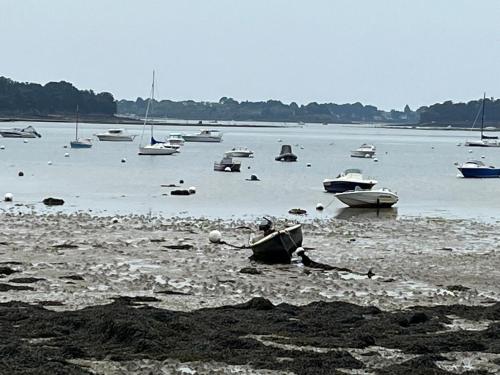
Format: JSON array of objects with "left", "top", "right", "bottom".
[{"left": 0, "top": 211, "right": 499, "bottom": 374}]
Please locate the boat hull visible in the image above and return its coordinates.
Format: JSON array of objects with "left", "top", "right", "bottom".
[
  {"left": 323, "top": 180, "right": 376, "bottom": 193},
  {"left": 335, "top": 190, "right": 398, "bottom": 208},
  {"left": 70, "top": 140, "right": 92, "bottom": 148},
  {"left": 214, "top": 163, "right": 241, "bottom": 172},
  {"left": 464, "top": 140, "right": 500, "bottom": 147},
  {"left": 225, "top": 151, "right": 253, "bottom": 157},
  {"left": 183, "top": 135, "right": 222, "bottom": 142},
  {"left": 250, "top": 224, "right": 302, "bottom": 264},
  {"left": 458, "top": 167, "right": 500, "bottom": 178},
  {"left": 96, "top": 135, "right": 136, "bottom": 142},
  {"left": 138, "top": 145, "right": 177, "bottom": 155},
  {"left": 350, "top": 150, "right": 375, "bottom": 158},
  {"left": 275, "top": 153, "right": 297, "bottom": 162}
]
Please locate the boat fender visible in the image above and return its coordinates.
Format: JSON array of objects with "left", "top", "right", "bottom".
[
  {"left": 224, "top": 167, "right": 231, "bottom": 172},
  {"left": 4, "top": 193, "right": 13, "bottom": 202}
]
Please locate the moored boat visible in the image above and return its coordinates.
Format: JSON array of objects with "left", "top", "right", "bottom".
[
  {"left": 323, "top": 169, "right": 377, "bottom": 193},
  {"left": 183, "top": 129, "right": 223, "bottom": 142},
  {"left": 0, "top": 125, "right": 41, "bottom": 138},
  {"left": 70, "top": 106, "right": 92, "bottom": 149},
  {"left": 167, "top": 133, "right": 185, "bottom": 146},
  {"left": 225, "top": 147, "right": 253, "bottom": 158},
  {"left": 249, "top": 219, "right": 303, "bottom": 264},
  {"left": 214, "top": 154, "right": 241, "bottom": 171},
  {"left": 96, "top": 129, "right": 136, "bottom": 142},
  {"left": 457, "top": 160, "right": 500, "bottom": 178},
  {"left": 335, "top": 188, "right": 399, "bottom": 208},
  {"left": 351, "top": 144, "right": 376, "bottom": 158},
  {"left": 464, "top": 93, "right": 500, "bottom": 147},
  {"left": 275, "top": 144, "right": 297, "bottom": 162}
]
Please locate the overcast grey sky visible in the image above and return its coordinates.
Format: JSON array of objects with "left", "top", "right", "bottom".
[{"left": 1, "top": 0, "right": 500, "bottom": 110}]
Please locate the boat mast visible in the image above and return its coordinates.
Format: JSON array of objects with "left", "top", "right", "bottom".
[
  {"left": 75, "top": 105, "right": 79, "bottom": 140},
  {"left": 480, "top": 92, "right": 486, "bottom": 139},
  {"left": 150, "top": 70, "right": 155, "bottom": 141}
]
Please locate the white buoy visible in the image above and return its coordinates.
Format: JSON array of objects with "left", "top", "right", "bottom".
[
  {"left": 188, "top": 186, "right": 196, "bottom": 194},
  {"left": 468, "top": 150, "right": 473, "bottom": 153},
  {"left": 277, "top": 139, "right": 282, "bottom": 142},
  {"left": 209, "top": 230, "right": 222, "bottom": 243},
  {"left": 481, "top": 155, "right": 485, "bottom": 159},
  {"left": 224, "top": 167, "right": 231, "bottom": 172},
  {"left": 23, "top": 140, "right": 28, "bottom": 144},
  {"left": 47, "top": 161, "right": 53, "bottom": 165},
  {"left": 306, "top": 163, "right": 311, "bottom": 167},
  {"left": 121, "top": 158, "right": 126, "bottom": 163},
  {"left": 64, "top": 153, "right": 69, "bottom": 157},
  {"left": 316, "top": 203, "right": 324, "bottom": 211},
  {"left": 373, "top": 158, "right": 379, "bottom": 162},
  {"left": 4, "top": 193, "right": 13, "bottom": 202},
  {"left": 0, "top": 145, "right": 5, "bottom": 150}
]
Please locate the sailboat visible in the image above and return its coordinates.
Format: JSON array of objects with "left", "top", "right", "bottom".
[
  {"left": 464, "top": 93, "right": 500, "bottom": 147},
  {"left": 70, "top": 106, "right": 92, "bottom": 148},
  {"left": 138, "top": 71, "right": 177, "bottom": 155}
]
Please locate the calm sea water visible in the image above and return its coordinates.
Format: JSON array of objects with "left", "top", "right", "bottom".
[{"left": 1, "top": 121, "right": 499, "bottom": 221}]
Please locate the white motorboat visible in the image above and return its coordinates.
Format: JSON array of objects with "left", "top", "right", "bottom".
[
  {"left": 323, "top": 169, "right": 377, "bottom": 193},
  {"left": 0, "top": 125, "right": 41, "bottom": 138},
  {"left": 96, "top": 129, "right": 136, "bottom": 142},
  {"left": 351, "top": 144, "right": 376, "bottom": 158},
  {"left": 138, "top": 71, "right": 178, "bottom": 156},
  {"left": 334, "top": 188, "right": 399, "bottom": 208},
  {"left": 70, "top": 106, "right": 92, "bottom": 148},
  {"left": 225, "top": 147, "right": 253, "bottom": 157},
  {"left": 167, "top": 133, "right": 185, "bottom": 146},
  {"left": 183, "top": 129, "right": 223, "bottom": 142}
]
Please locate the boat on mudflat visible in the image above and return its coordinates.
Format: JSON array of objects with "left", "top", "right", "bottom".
[
  {"left": 457, "top": 160, "right": 500, "bottom": 178},
  {"left": 335, "top": 188, "right": 399, "bottom": 208},
  {"left": 0, "top": 125, "right": 41, "bottom": 138},
  {"left": 249, "top": 219, "right": 302, "bottom": 264},
  {"left": 323, "top": 169, "right": 377, "bottom": 193}
]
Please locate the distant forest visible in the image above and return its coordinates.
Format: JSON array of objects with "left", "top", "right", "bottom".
[
  {"left": 117, "top": 97, "right": 418, "bottom": 124},
  {"left": 418, "top": 98, "right": 500, "bottom": 126},
  {"left": 0, "top": 76, "right": 116, "bottom": 116}
]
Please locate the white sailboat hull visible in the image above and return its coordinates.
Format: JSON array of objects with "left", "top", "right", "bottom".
[
  {"left": 138, "top": 144, "right": 177, "bottom": 155},
  {"left": 183, "top": 135, "right": 222, "bottom": 142},
  {"left": 97, "top": 134, "right": 136, "bottom": 142}
]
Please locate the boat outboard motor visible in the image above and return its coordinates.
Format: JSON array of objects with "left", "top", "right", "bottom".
[{"left": 258, "top": 217, "right": 274, "bottom": 236}]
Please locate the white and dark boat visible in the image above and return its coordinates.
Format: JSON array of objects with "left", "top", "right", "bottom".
[
  {"left": 351, "top": 144, "right": 376, "bottom": 158},
  {"left": 323, "top": 169, "right": 377, "bottom": 193},
  {"left": 214, "top": 154, "right": 241, "bottom": 172},
  {"left": 275, "top": 144, "right": 297, "bottom": 162},
  {"left": 167, "top": 133, "right": 185, "bottom": 146},
  {"left": 138, "top": 71, "right": 178, "bottom": 156},
  {"left": 225, "top": 147, "right": 253, "bottom": 158},
  {"left": 335, "top": 188, "right": 399, "bottom": 208},
  {"left": 96, "top": 129, "right": 136, "bottom": 142},
  {"left": 464, "top": 93, "right": 500, "bottom": 147},
  {"left": 0, "top": 125, "right": 41, "bottom": 138},
  {"left": 249, "top": 218, "right": 303, "bottom": 264},
  {"left": 183, "top": 129, "right": 223, "bottom": 142},
  {"left": 457, "top": 160, "right": 500, "bottom": 178},
  {"left": 70, "top": 106, "right": 92, "bottom": 149}
]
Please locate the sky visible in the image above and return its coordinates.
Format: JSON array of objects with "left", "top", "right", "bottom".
[{"left": 1, "top": 0, "right": 500, "bottom": 110}]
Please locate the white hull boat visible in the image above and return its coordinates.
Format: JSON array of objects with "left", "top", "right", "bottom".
[
  {"left": 225, "top": 147, "right": 253, "bottom": 157},
  {"left": 167, "top": 133, "right": 185, "bottom": 146},
  {"left": 335, "top": 188, "right": 399, "bottom": 208},
  {"left": 323, "top": 169, "right": 377, "bottom": 193},
  {"left": 138, "top": 143, "right": 177, "bottom": 155},
  {"left": 183, "top": 129, "right": 223, "bottom": 142},
  {"left": 351, "top": 144, "right": 376, "bottom": 158},
  {"left": 0, "top": 125, "right": 41, "bottom": 138},
  {"left": 96, "top": 129, "right": 136, "bottom": 142},
  {"left": 70, "top": 106, "right": 92, "bottom": 148}
]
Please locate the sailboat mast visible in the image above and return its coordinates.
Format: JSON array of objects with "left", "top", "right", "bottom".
[
  {"left": 150, "top": 70, "right": 155, "bottom": 140},
  {"left": 480, "top": 92, "right": 486, "bottom": 139},
  {"left": 75, "top": 105, "right": 79, "bottom": 140}
]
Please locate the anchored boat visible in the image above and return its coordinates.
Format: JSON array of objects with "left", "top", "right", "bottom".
[
  {"left": 323, "top": 169, "right": 377, "bottom": 193},
  {"left": 335, "top": 188, "right": 399, "bottom": 208}
]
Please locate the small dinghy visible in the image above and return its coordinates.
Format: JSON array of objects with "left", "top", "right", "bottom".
[
  {"left": 275, "top": 144, "right": 297, "bottom": 162},
  {"left": 249, "top": 218, "right": 302, "bottom": 264}
]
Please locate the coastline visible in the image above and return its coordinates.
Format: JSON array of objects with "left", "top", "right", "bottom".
[{"left": 0, "top": 211, "right": 498, "bottom": 373}]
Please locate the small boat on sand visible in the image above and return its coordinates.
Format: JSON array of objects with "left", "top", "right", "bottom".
[
  {"left": 457, "top": 160, "right": 500, "bottom": 178},
  {"left": 225, "top": 147, "right": 253, "bottom": 158},
  {"left": 0, "top": 125, "right": 41, "bottom": 138},
  {"left": 214, "top": 154, "right": 241, "bottom": 172},
  {"left": 335, "top": 188, "right": 399, "bottom": 208},
  {"left": 275, "top": 145, "right": 297, "bottom": 162},
  {"left": 249, "top": 218, "right": 302, "bottom": 264}
]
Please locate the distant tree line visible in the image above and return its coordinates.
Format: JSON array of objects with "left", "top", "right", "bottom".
[
  {"left": 0, "top": 76, "right": 116, "bottom": 116},
  {"left": 118, "top": 97, "right": 418, "bottom": 124},
  {"left": 418, "top": 98, "right": 500, "bottom": 126}
]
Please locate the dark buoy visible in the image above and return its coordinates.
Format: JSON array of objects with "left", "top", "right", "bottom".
[
  {"left": 247, "top": 166, "right": 251, "bottom": 169},
  {"left": 179, "top": 179, "right": 184, "bottom": 184},
  {"left": 43, "top": 197, "right": 65, "bottom": 206},
  {"left": 18, "top": 171, "right": 24, "bottom": 177}
]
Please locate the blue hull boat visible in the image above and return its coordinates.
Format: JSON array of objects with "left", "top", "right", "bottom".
[{"left": 458, "top": 160, "right": 500, "bottom": 178}]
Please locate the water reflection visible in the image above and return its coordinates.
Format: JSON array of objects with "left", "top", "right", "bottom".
[{"left": 334, "top": 207, "right": 398, "bottom": 220}]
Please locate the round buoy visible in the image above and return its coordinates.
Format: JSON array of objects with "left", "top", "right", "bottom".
[
  {"left": 481, "top": 155, "right": 485, "bottom": 159},
  {"left": 0, "top": 145, "right": 5, "bottom": 150},
  {"left": 316, "top": 203, "right": 324, "bottom": 211},
  {"left": 47, "top": 161, "right": 53, "bottom": 165},
  {"left": 188, "top": 186, "right": 196, "bottom": 194},
  {"left": 63, "top": 145, "right": 68, "bottom": 149},
  {"left": 23, "top": 140, "right": 28, "bottom": 144},
  {"left": 64, "top": 153, "right": 69, "bottom": 158},
  {"left": 209, "top": 230, "right": 222, "bottom": 243},
  {"left": 224, "top": 166, "right": 231, "bottom": 172},
  {"left": 373, "top": 158, "right": 379, "bottom": 162},
  {"left": 250, "top": 174, "right": 260, "bottom": 181},
  {"left": 4, "top": 193, "right": 13, "bottom": 202},
  {"left": 277, "top": 139, "right": 282, "bottom": 142},
  {"left": 18, "top": 171, "right": 24, "bottom": 177},
  {"left": 179, "top": 179, "right": 184, "bottom": 184},
  {"left": 468, "top": 150, "right": 473, "bottom": 153},
  {"left": 121, "top": 158, "right": 126, "bottom": 163},
  {"left": 365, "top": 154, "right": 371, "bottom": 158},
  {"left": 247, "top": 166, "right": 251, "bottom": 169},
  {"left": 306, "top": 163, "right": 311, "bottom": 167}
]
